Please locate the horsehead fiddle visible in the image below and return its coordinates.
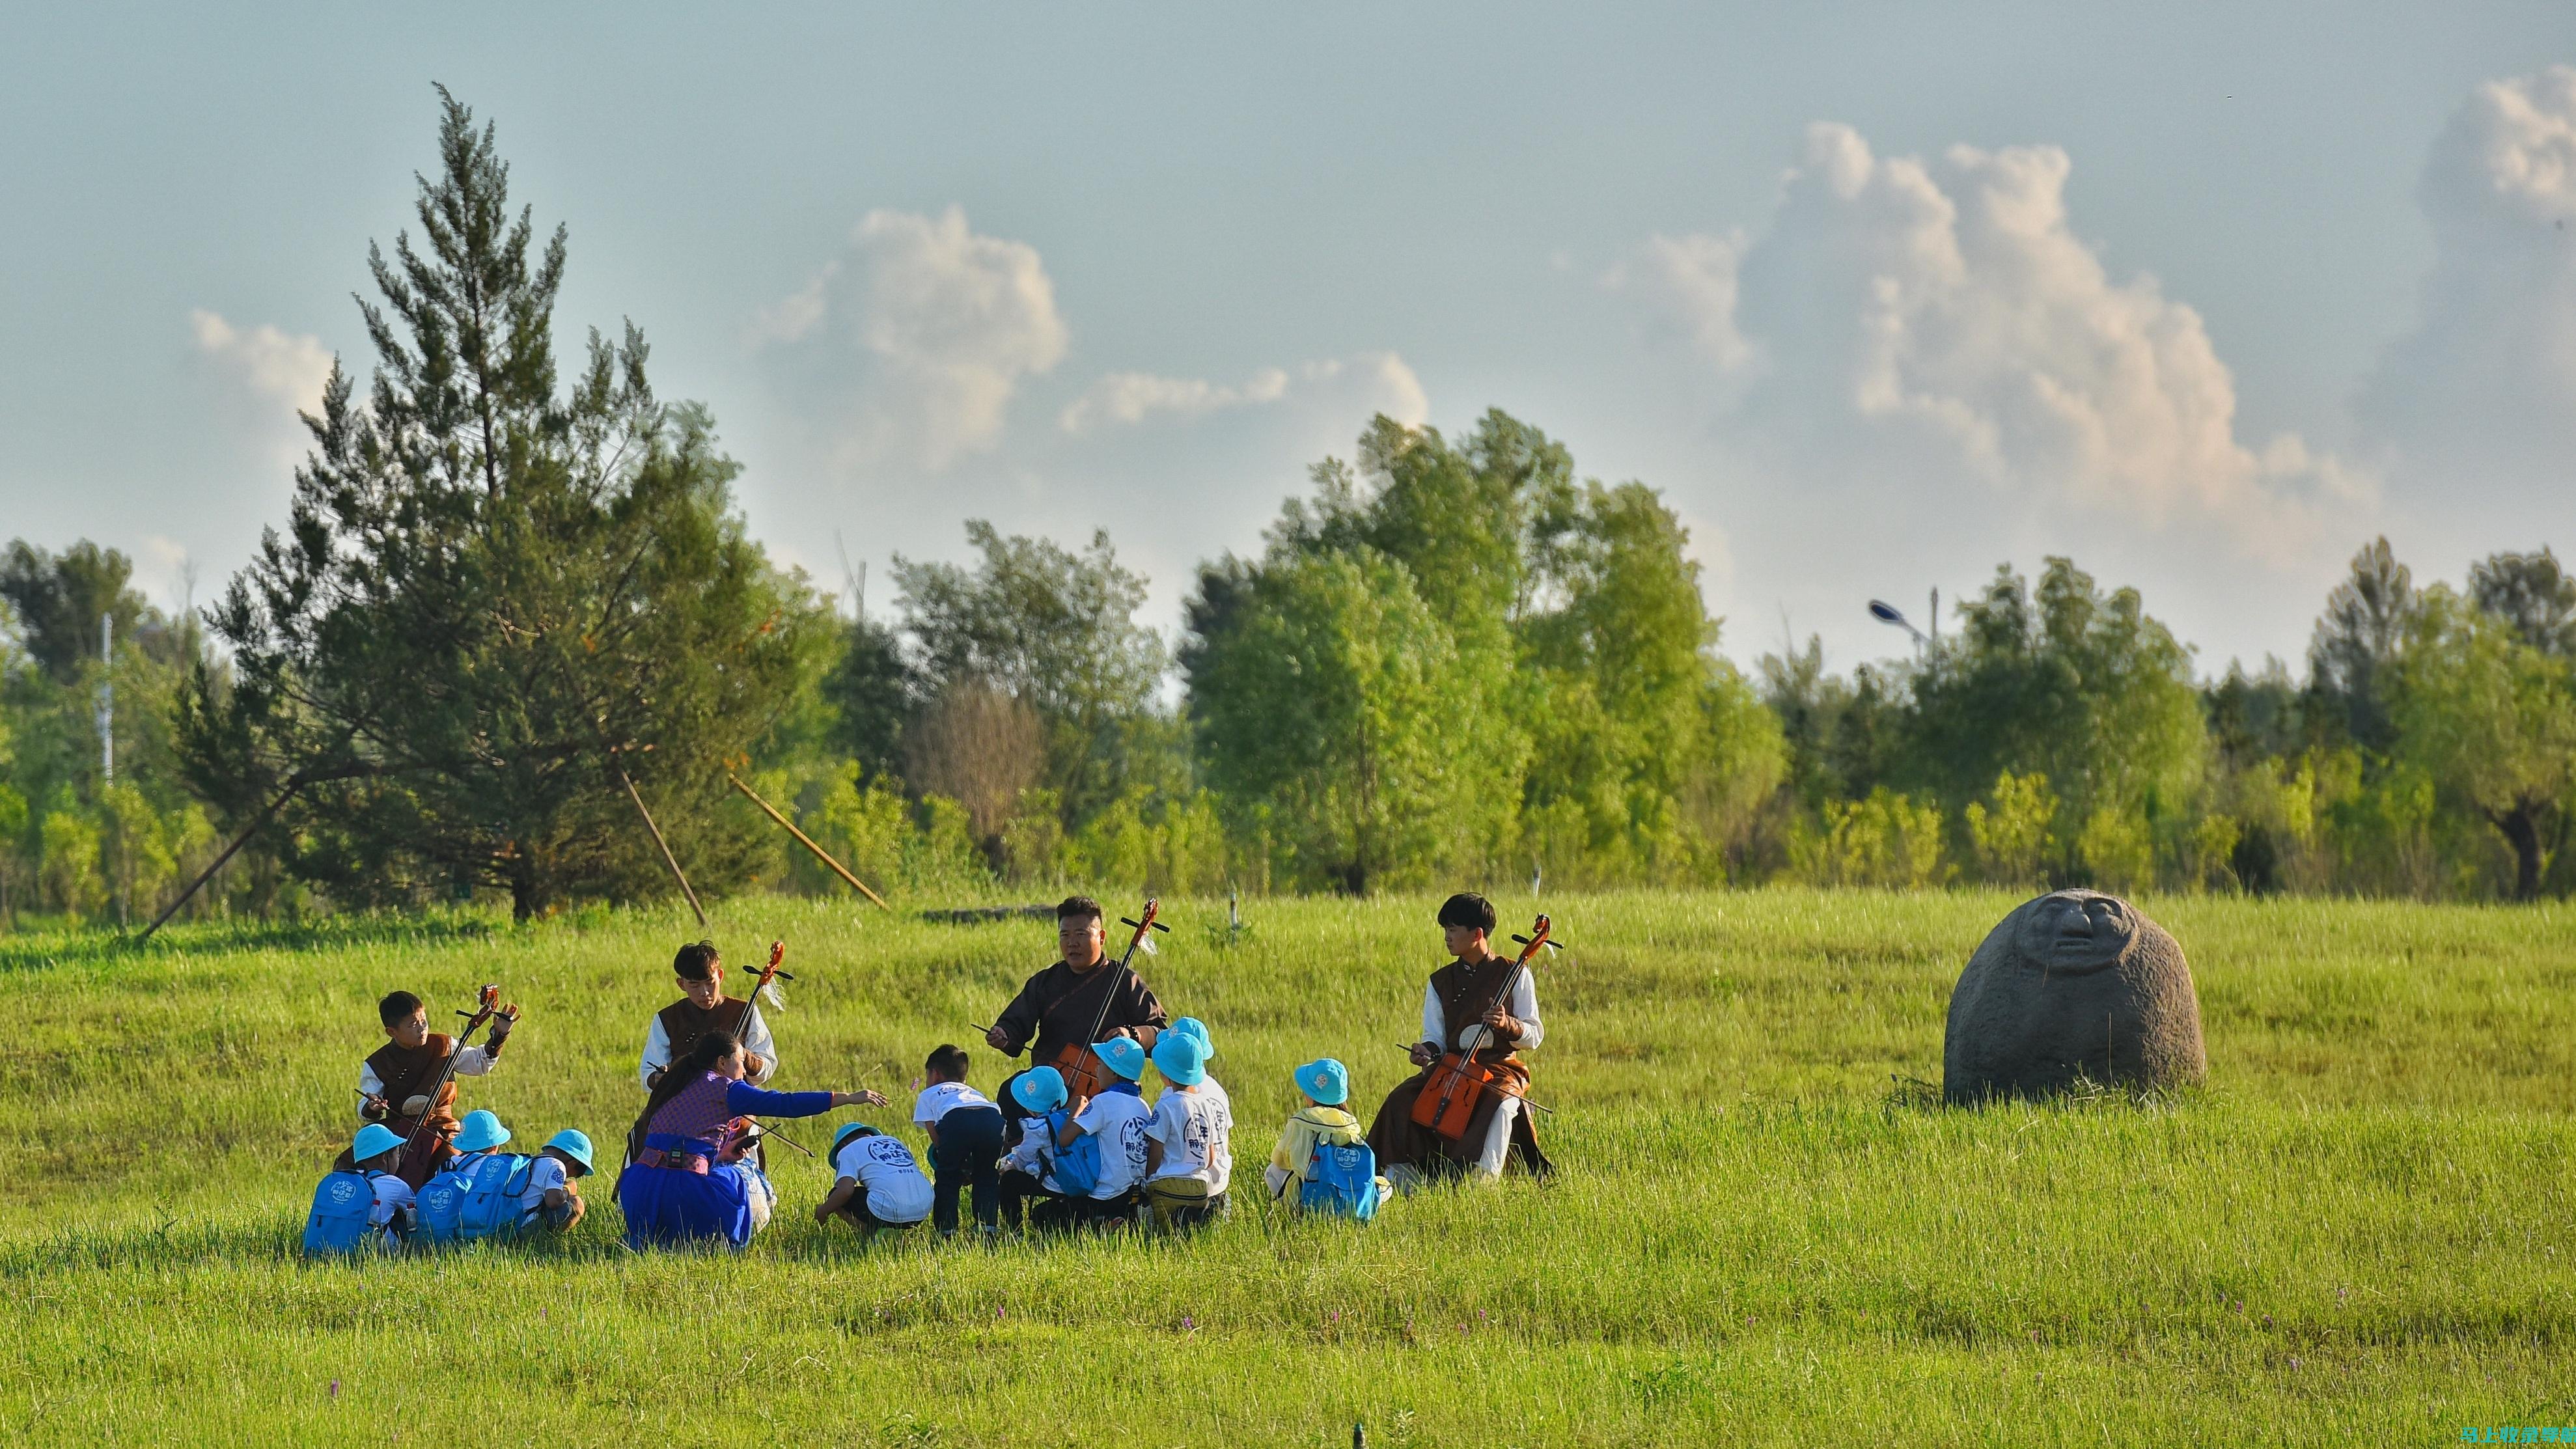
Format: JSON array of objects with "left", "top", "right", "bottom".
[
  {"left": 1409, "top": 913, "right": 1560, "bottom": 1142},
  {"left": 1052, "top": 898, "right": 1169, "bottom": 1099},
  {"left": 396, "top": 984, "right": 516, "bottom": 1163},
  {"left": 716, "top": 941, "right": 794, "bottom": 1165}
]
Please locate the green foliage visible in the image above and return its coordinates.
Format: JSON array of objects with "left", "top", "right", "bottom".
[
  {"left": 2387, "top": 586, "right": 2576, "bottom": 898},
  {"left": 1794, "top": 787, "right": 1948, "bottom": 888},
  {"left": 178, "top": 90, "right": 831, "bottom": 921},
  {"left": 1189, "top": 548, "right": 1523, "bottom": 892},
  {"left": 893, "top": 521, "right": 1167, "bottom": 828},
  {"left": 1963, "top": 769, "right": 2057, "bottom": 887}
]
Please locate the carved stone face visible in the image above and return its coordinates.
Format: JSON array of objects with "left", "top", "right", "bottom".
[{"left": 2011, "top": 889, "right": 2138, "bottom": 976}]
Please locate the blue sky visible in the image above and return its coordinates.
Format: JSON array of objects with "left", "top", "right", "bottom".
[{"left": 4, "top": 4, "right": 2571, "bottom": 672}]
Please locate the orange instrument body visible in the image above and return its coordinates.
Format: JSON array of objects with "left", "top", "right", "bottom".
[
  {"left": 1050, "top": 898, "right": 1165, "bottom": 1099},
  {"left": 1411, "top": 914, "right": 1551, "bottom": 1142}
]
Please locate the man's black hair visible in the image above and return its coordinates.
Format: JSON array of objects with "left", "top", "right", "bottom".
[
  {"left": 673, "top": 941, "right": 720, "bottom": 982},
  {"left": 924, "top": 1043, "right": 971, "bottom": 1081},
  {"left": 378, "top": 990, "right": 424, "bottom": 1028},
  {"left": 1056, "top": 895, "right": 1105, "bottom": 924},
  {"left": 1436, "top": 892, "right": 1497, "bottom": 933}
]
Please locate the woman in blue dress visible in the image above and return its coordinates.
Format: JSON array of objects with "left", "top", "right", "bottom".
[{"left": 618, "top": 1030, "right": 883, "bottom": 1249}]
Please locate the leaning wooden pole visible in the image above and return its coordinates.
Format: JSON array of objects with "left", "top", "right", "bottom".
[
  {"left": 618, "top": 766, "right": 708, "bottom": 929},
  {"left": 728, "top": 773, "right": 891, "bottom": 911},
  {"left": 137, "top": 779, "right": 304, "bottom": 943}
]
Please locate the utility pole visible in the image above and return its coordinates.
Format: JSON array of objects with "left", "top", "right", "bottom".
[{"left": 97, "top": 613, "right": 113, "bottom": 784}]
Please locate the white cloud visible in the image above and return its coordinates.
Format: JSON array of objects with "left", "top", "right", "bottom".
[
  {"left": 1058, "top": 352, "right": 1426, "bottom": 435},
  {"left": 2359, "top": 65, "right": 2576, "bottom": 493},
  {"left": 756, "top": 206, "right": 1068, "bottom": 470},
  {"left": 190, "top": 309, "right": 332, "bottom": 415},
  {"left": 1622, "top": 122, "right": 2365, "bottom": 557}
]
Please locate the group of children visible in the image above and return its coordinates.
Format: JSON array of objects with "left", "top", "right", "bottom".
[{"left": 305, "top": 952, "right": 1389, "bottom": 1256}]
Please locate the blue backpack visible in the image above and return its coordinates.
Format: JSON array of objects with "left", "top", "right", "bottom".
[
  {"left": 415, "top": 1165, "right": 473, "bottom": 1245},
  {"left": 458, "top": 1154, "right": 536, "bottom": 1240},
  {"left": 303, "top": 1170, "right": 389, "bottom": 1256},
  {"left": 1300, "top": 1135, "right": 1381, "bottom": 1222},
  {"left": 1046, "top": 1111, "right": 1104, "bottom": 1196}
]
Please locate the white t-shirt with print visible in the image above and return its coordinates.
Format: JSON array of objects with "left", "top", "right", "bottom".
[
  {"left": 1071, "top": 1089, "right": 1152, "bottom": 1200},
  {"left": 368, "top": 1172, "right": 416, "bottom": 1241},
  {"left": 832, "top": 1134, "right": 934, "bottom": 1224},
  {"left": 1145, "top": 1081, "right": 1234, "bottom": 1194},
  {"left": 912, "top": 1081, "right": 997, "bottom": 1126},
  {"left": 518, "top": 1154, "right": 570, "bottom": 1217},
  {"left": 1003, "top": 1112, "right": 1063, "bottom": 1187}
]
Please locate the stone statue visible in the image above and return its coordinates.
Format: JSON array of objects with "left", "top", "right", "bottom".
[{"left": 1943, "top": 889, "right": 2205, "bottom": 1104}]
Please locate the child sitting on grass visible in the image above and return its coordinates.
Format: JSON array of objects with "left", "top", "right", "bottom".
[
  {"left": 998, "top": 1066, "right": 1071, "bottom": 1231},
  {"left": 1142, "top": 1030, "right": 1232, "bottom": 1231},
  {"left": 1266, "top": 1058, "right": 1390, "bottom": 1218},
  {"left": 817, "top": 1124, "right": 933, "bottom": 1237},
  {"left": 1042, "top": 1036, "right": 1154, "bottom": 1231},
  {"left": 914, "top": 1044, "right": 1007, "bottom": 1234},
  {"left": 519, "top": 1129, "right": 594, "bottom": 1233},
  {"left": 304, "top": 1123, "right": 418, "bottom": 1255}
]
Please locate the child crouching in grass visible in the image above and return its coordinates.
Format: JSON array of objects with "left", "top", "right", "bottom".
[
  {"left": 519, "top": 1129, "right": 594, "bottom": 1232},
  {"left": 1266, "top": 1058, "right": 1390, "bottom": 1218}
]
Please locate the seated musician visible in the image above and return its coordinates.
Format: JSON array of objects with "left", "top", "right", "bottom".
[
  {"left": 984, "top": 896, "right": 1168, "bottom": 1109},
  {"left": 615, "top": 1031, "right": 882, "bottom": 1250},
  {"left": 345, "top": 989, "right": 514, "bottom": 1191},
  {"left": 1365, "top": 892, "right": 1554, "bottom": 1192}
]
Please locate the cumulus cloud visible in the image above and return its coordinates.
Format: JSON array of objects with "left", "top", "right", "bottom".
[
  {"left": 1058, "top": 352, "right": 1427, "bottom": 435},
  {"left": 2359, "top": 64, "right": 2576, "bottom": 492},
  {"left": 190, "top": 309, "right": 332, "bottom": 414},
  {"left": 1622, "top": 122, "right": 2364, "bottom": 557},
  {"left": 756, "top": 206, "right": 1068, "bottom": 469}
]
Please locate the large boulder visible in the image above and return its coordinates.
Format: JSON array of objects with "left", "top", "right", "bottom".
[{"left": 1943, "top": 889, "right": 2206, "bottom": 1104}]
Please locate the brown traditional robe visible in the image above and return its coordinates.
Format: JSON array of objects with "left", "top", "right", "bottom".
[
  {"left": 993, "top": 959, "right": 1167, "bottom": 1063},
  {"left": 338, "top": 1034, "right": 463, "bottom": 1190},
  {"left": 1366, "top": 956, "right": 1553, "bottom": 1180}
]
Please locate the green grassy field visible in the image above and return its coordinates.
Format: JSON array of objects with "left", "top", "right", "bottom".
[{"left": 1, "top": 889, "right": 2571, "bottom": 1446}]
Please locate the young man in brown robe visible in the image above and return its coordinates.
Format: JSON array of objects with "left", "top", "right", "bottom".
[
  {"left": 984, "top": 896, "right": 1168, "bottom": 1111},
  {"left": 1366, "top": 892, "right": 1553, "bottom": 1191},
  {"left": 628, "top": 940, "right": 780, "bottom": 1170},
  {"left": 345, "top": 989, "right": 515, "bottom": 1190}
]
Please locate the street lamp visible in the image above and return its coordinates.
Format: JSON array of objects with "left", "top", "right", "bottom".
[{"left": 1868, "top": 599, "right": 1927, "bottom": 648}]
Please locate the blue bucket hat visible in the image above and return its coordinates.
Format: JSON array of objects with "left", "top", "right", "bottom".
[
  {"left": 351, "top": 1123, "right": 406, "bottom": 1164},
  {"left": 1093, "top": 1036, "right": 1147, "bottom": 1083},
  {"left": 1170, "top": 1016, "right": 1215, "bottom": 1058},
  {"left": 452, "top": 1109, "right": 511, "bottom": 1154},
  {"left": 831, "top": 1122, "right": 879, "bottom": 1156},
  {"left": 544, "top": 1129, "right": 596, "bottom": 1176},
  {"left": 1293, "top": 1058, "right": 1350, "bottom": 1106},
  {"left": 1012, "top": 1065, "right": 1069, "bottom": 1113},
  {"left": 1151, "top": 1030, "right": 1208, "bottom": 1087}
]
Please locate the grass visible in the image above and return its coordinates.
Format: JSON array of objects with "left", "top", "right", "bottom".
[{"left": 1, "top": 888, "right": 2571, "bottom": 1446}]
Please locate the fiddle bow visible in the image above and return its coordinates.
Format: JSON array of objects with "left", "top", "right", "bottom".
[
  {"left": 1053, "top": 898, "right": 1169, "bottom": 1099},
  {"left": 1409, "top": 914, "right": 1558, "bottom": 1142},
  {"left": 398, "top": 984, "right": 514, "bottom": 1163}
]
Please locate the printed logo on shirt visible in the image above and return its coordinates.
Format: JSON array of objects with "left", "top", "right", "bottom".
[{"left": 863, "top": 1138, "right": 915, "bottom": 1169}]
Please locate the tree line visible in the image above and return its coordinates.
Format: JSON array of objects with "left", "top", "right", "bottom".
[{"left": 3, "top": 92, "right": 2569, "bottom": 927}]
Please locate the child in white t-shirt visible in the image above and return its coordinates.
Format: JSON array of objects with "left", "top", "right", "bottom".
[
  {"left": 998, "top": 1066, "right": 1072, "bottom": 1230},
  {"left": 355, "top": 1127, "right": 417, "bottom": 1249},
  {"left": 913, "top": 1044, "right": 1007, "bottom": 1233},
  {"left": 1143, "top": 1030, "right": 1232, "bottom": 1230},
  {"left": 1046, "top": 1036, "right": 1152, "bottom": 1229},
  {"left": 518, "top": 1129, "right": 595, "bottom": 1232},
  {"left": 818, "top": 1123, "right": 934, "bottom": 1235}
]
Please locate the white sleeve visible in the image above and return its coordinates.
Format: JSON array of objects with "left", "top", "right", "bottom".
[
  {"left": 1510, "top": 974, "right": 1543, "bottom": 1049},
  {"left": 640, "top": 1017, "right": 671, "bottom": 1090},
  {"left": 357, "top": 1062, "right": 383, "bottom": 1113},
  {"left": 454, "top": 1043, "right": 497, "bottom": 1077},
  {"left": 741, "top": 1005, "right": 777, "bottom": 1084},
  {"left": 1420, "top": 984, "right": 1446, "bottom": 1048}
]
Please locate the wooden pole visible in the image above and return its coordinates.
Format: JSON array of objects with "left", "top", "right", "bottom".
[
  {"left": 728, "top": 773, "right": 891, "bottom": 911},
  {"left": 619, "top": 766, "right": 707, "bottom": 929},
  {"left": 137, "top": 779, "right": 304, "bottom": 943}
]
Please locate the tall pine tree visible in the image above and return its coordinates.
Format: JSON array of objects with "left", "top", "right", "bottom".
[{"left": 180, "top": 88, "right": 829, "bottom": 919}]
